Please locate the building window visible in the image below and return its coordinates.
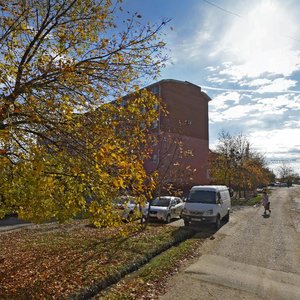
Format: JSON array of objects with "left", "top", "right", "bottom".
[
  {"left": 152, "top": 154, "right": 158, "bottom": 163},
  {"left": 151, "top": 85, "right": 159, "bottom": 95},
  {"left": 184, "top": 120, "right": 192, "bottom": 125}
]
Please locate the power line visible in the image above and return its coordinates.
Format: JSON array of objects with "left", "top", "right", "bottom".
[
  {"left": 202, "top": 0, "right": 241, "bottom": 18},
  {"left": 268, "top": 159, "right": 297, "bottom": 163},
  {"left": 201, "top": 85, "right": 300, "bottom": 94},
  {"left": 201, "top": 0, "right": 300, "bottom": 43}
]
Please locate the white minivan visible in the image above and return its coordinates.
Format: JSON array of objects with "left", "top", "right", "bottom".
[{"left": 182, "top": 185, "right": 231, "bottom": 229}]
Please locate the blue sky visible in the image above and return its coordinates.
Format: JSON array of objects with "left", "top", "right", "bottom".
[{"left": 122, "top": 0, "right": 300, "bottom": 175}]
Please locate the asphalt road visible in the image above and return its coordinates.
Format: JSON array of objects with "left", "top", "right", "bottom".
[
  {"left": 160, "top": 187, "right": 300, "bottom": 300},
  {"left": 0, "top": 216, "right": 32, "bottom": 232}
]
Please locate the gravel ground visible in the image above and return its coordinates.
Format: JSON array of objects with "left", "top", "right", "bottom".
[{"left": 160, "top": 187, "right": 300, "bottom": 300}]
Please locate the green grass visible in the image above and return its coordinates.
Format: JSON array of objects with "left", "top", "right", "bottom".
[
  {"left": 231, "top": 194, "right": 262, "bottom": 206},
  {"left": 96, "top": 237, "right": 204, "bottom": 299}
]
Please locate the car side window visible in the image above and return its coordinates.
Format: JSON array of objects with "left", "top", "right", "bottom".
[
  {"left": 217, "top": 192, "right": 222, "bottom": 203},
  {"left": 221, "top": 191, "right": 229, "bottom": 201},
  {"left": 176, "top": 198, "right": 181, "bottom": 204}
]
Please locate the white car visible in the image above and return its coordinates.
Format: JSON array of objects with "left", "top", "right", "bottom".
[
  {"left": 116, "top": 196, "right": 148, "bottom": 221},
  {"left": 148, "top": 196, "right": 184, "bottom": 223}
]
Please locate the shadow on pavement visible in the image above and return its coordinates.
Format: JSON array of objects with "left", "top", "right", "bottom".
[
  {"left": 187, "top": 223, "right": 218, "bottom": 239},
  {"left": 262, "top": 214, "right": 271, "bottom": 218},
  {"left": 0, "top": 216, "right": 31, "bottom": 231}
]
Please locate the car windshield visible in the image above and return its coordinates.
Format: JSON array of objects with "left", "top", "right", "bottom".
[
  {"left": 151, "top": 197, "right": 171, "bottom": 207},
  {"left": 187, "top": 190, "right": 216, "bottom": 204}
]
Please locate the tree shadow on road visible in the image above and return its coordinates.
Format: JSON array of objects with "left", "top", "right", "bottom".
[
  {"left": 181, "top": 221, "right": 227, "bottom": 239},
  {"left": 0, "top": 215, "right": 31, "bottom": 227}
]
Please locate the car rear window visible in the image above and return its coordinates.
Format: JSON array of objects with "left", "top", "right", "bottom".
[{"left": 187, "top": 190, "right": 216, "bottom": 204}]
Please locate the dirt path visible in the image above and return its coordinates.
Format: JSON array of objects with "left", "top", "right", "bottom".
[{"left": 160, "top": 187, "right": 300, "bottom": 300}]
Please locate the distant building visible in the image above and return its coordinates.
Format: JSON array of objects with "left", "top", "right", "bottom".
[{"left": 143, "top": 79, "right": 211, "bottom": 193}]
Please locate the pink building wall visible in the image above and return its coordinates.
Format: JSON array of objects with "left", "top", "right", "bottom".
[{"left": 144, "top": 79, "right": 211, "bottom": 189}]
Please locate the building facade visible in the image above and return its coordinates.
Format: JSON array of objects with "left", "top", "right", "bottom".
[{"left": 144, "top": 79, "right": 211, "bottom": 192}]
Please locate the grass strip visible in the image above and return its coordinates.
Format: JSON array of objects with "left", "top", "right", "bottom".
[
  {"left": 232, "top": 194, "right": 262, "bottom": 206},
  {"left": 70, "top": 226, "right": 195, "bottom": 300},
  {"left": 95, "top": 236, "right": 204, "bottom": 300}
]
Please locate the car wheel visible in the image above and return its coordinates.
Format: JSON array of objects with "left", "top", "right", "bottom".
[
  {"left": 184, "top": 219, "right": 190, "bottom": 226},
  {"left": 215, "top": 215, "right": 221, "bottom": 229},
  {"left": 140, "top": 215, "right": 147, "bottom": 225},
  {"left": 224, "top": 211, "right": 230, "bottom": 222},
  {"left": 127, "top": 211, "right": 134, "bottom": 222},
  {"left": 166, "top": 214, "right": 171, "bottom": 223}
]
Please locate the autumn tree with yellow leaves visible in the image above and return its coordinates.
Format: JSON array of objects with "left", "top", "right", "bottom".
[
  {"left": 209, "top": 131, "right": 273, "bottom": 198},
  {"left": 0, "top": 0, "right": 169, "bottom": 226}
]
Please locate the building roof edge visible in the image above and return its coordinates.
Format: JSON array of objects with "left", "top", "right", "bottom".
[{"left": 146, "top": 79, "right": 212, "bottom": 101}]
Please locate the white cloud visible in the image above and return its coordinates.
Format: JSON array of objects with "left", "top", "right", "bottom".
[
  {"left": 248, "top": 127, "right": 300, "bottom": 175},
  {"left": 284, "top": 120, "right": 300, "bottom": 128},
  {"left": 210, "top": 92, "right": 298, "bottom": 121},
  {"left": 219, "top": 51, "right": 300, "bottom": 79},
  {"left": 210, "top": 91, "right": 241, "bottom": 110},
  {"left": 210, "top": 103, "right": 258, "bottom": 123},
  {"left": 205, "top": 66, "right": 218, "bottom": 71},
  {"left": 207, "top": 76, "right": 226, "bottom": 84},
  {"left": 214, "top": 1, "right": 300, "bottom": 79},
  {"left": 257, "top": 78, "right": 297, "bottom": 93},
  {"left": 222, "top": 61, "right": 233, "bottom": 68},
  {"left": 257, "top": 94, "right": 300, "bottom": 110},
  {"left": 241, "top": 78, "right": 272, "bottom": 87},
  {"left": 242, "top": 119, "right": 264, "bottom": 127},
  {"left": 237, "top": 77, "right": 297, "bottom": 92},
  {"left": 249, "top": 128, "right": 300, "bottom": 158}
]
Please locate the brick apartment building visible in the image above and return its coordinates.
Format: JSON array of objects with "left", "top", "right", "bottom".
[
  {"left": 41, "top": 78, "right": 211, "bottom": 195},
  {"left": 143, "top": 79, "right": 211, "bottom": 192}
]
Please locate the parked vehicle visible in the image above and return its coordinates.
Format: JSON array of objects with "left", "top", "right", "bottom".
[
  {"left": 148, "top": 196, "right": 184, "bottom": 223},
  {"left": 181, "top": 185, "right": 231, "bottom": 229},
  {"left": 115, "top": 196, "right": 148, "bottom": 221},
  {"left": 256, "top": 186, "right": 266, "bottom": 193}
]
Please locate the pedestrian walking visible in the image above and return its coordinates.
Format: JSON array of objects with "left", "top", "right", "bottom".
[{"left": 262, "top": 191, "right": 271, "bottom": 215}]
